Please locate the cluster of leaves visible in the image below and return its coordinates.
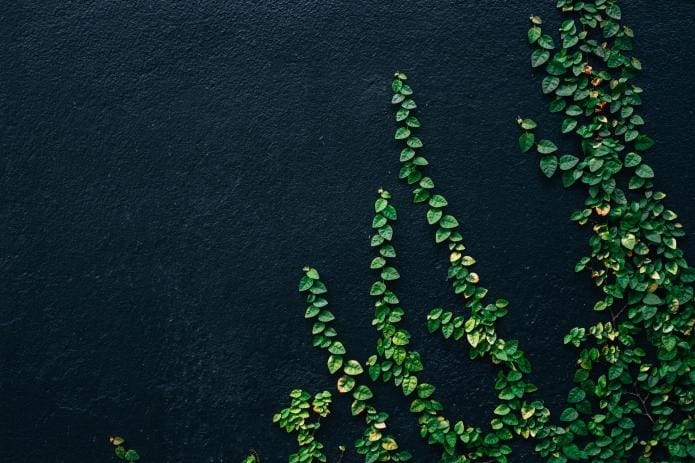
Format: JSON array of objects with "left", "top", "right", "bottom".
[
  {"left": 109, "top": 436, "right": 140, "bottom": 462},
  {"left": 271, "top": 389, "right": 333, "bottom": 463},
  {"left": 297, "top": 266, "right": 412, "bottom": 463},
  {"left": 391, "top": 72, "right": 553, "bottom": 460},
  {"left": 519, "top": 1, "right": 693, "bottom": 462},
  {"left": 256, "top": 2, "right": 692, "bottom": 462}
]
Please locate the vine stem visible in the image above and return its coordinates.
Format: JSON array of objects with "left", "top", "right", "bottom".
[
  {"left": 609, "top": 305, "right": 627, "bottom": 325},
  {"left": 335, "top": 446, "right": 346, "bottom": 463},
  {"left": 626, "top": 391, "right": 654, "bottom": 424}
]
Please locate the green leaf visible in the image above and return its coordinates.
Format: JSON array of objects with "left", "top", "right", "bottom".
[
  {"left": 620, "top": 233, "right": 637, "bottom": 250},
  {"left": 327, "top": 355, "right": 343, "bottom": 374},
  {"left": 429, "top": 195, "right": 448, "bottom": 208},
  {"left": 381, "top": 267, "right": 400, "bottom": 281},
  {"left": 353, "top": 385, "right": 373, "bottom": 401},
  {"left": 643, "top": 293, "right": 662, "bottom": 306},
  {"left": 401, "top": 99, "right": 417, "bottom": 110},
  {"left": 519, "top": 132, "right": 535, "bottom": 153},
  {"left": 635, "top": 134, "right": 654, "bottom": 151},
  {"left": 635, "top": 164, "right": 654, "bottom": 178},
  {"left": 407, "top": 137, "right": 423, "bottom": 148},
  {"left": 537, "top": 139, "right": 558, "bottom": 154},
  {"left": 531, "top": 49, "right": 550, "bottom": 67},
  {"left": 528, "top": 26, "right": 541, "bottom": 43},
  {"left": 538, "top": 34, "right": 555, "bottom": 49},
  {"left": 435, "top": 228, "right": 450, "bottom": 243},
  {"left": 439, "top": 215, "right": 459, "bottom": 229},
  {"left": 395, "top": 108, "right": 409, "bottom": 121},
  {"left": 115, "top": 447, "right": 126, "bottom": 460},
  {"left": 427, "top": 208, "right": 442, "bottom": 225},
  {"left": 402, "top": 376, "right": 417, "bottom": 396},
  {"left": 542, "top": 76, "right": 560, "bottom": 94},
  {"left": 560, "top": 408, "right": 579, "bottom": 422},
  {"left": 299, "top": 276, "right": 314, "bottom": 291},
  {"left": 417, "top": 383, "right": 435, "bottom": 399},
  {"left": 124, "top": 450, "right": 140, "bottom": 462},
  {"left": 540, "top": 155, "right": 558, "bottom": 178},
  {"left": 567, "top": 387, "right": 586, "bottom": 403},
  {"left": 520, "top": 118, "right": 537, "bottom": 130},
  {"left": 561, "top": 118, "right": 577, "bottom": 133},
  {"left": 329, "top": 342, "right": 346, "bottom": 355},
  {"left": 370, "top": 281, "right": 386, "bottom": 296},
  {"left": 606, "top": 3, "right": 622, "bottom": 20},
  {"left": 559, "top": 155, "right": 579, "bottom": 170},
  {"left": 344, "top": 359, "right": 364, "bottom": 375},
  {"left": 392, "top": 80, "right": 403, "bottom": 93},
  {"left": 395, "top": 127, "right": 411, "bottom": 140},
  {"left": 624, "top": 152, "right": 641, "bottom": 167}
]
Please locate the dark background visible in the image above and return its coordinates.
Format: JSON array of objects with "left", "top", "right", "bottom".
[{"left": 1, "top": 1, "right": 693, "bottom": 462}]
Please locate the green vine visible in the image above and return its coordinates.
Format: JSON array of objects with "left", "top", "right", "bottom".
[
  {"left": 257, "top": 2, "right": 692, "bottom": 462},
  {"left": 518, "top": 1, "right": 694, "bottom": 461},
  {"left": 100, "top": 2, "right": 692, "bottom": 458}
]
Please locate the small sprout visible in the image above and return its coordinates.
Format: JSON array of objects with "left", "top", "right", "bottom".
[
  {"left": 582, "top": 64, "right": 593, "bottom": 75},
  {"left": 469, "top": 273, "right": 480, "bottom": 284},
  {"left": 529, "top": 15, "right": 542, "bottom": 25},
  {"left": 591, "top": 77, "right": 603, "bottom": 87}
]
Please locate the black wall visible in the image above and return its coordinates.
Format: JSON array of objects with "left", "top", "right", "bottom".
[{"left": 1, "top": 1, "right": 693, "bottom": 462}]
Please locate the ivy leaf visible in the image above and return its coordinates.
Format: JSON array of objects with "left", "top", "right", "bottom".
[
  {"left": 401, "top": 99, "right": 417, "bottom": 110},
  {"left": 540, "top": 155, "right": 558, "bottom": 178},
  {"left": 620, "top": 233, "right": 637, "bottom": 250},
  {"left": 537, "top": 139, "right": 558, "bottom": 154},
  {"left": 528, "top": 26, "right": 541, "bottom": 43},
  {"left": 560, "top": 408, "right": 579, "bottom": 422},
  {"left": 635, "top": 134, "right": 654, "bottom": 151},
  {"left": 328, "top": 341, "right": 346, "bottom": 355},
  {"left": 559, "top": 155, "right": 579, "bottom": 170},
  {"left": 561, "top": 118, "right": 577, "bottom": 133},
  {"left": 439, "top": 215, "right": 459, "bottom": 229},
  {"left": 381, "top": 267, "right": 400, "bottom": 281},
  {"left": 567, "top": 387, "right": 586, "bottom": 403},
  {"left": 352, "top": 385, "right": 373, "bottom": 401},
  {"left": 395, "top": 127, "right": 411, "bottom": 140},
  {"left": 519, "top": 132, "right": 535, "bottom": 153},
  {"left": 124, "top": 450, "right": 140, "bottom": 462},
  {"left": 429, "top": 195, "right": 448, "bottom": 208},
  {"left": 327, "top": 355, "right": 343, "bottom": 374},
  {"left": 337, "top": 376, "right": 355, "bottom": 394},
  {"left": 538, "top": 34, "right": 555, "bottom": 50},
  {"left": 643, "top": 293, "right": 662, "bottom": 306},
  {"left": 427, "top": 208, "right": 442, "bottom": 225},
  {"left": 299, "top": 276, "right": 314, "bottom": 291},
  {"left": 624, "top": 152, "right": 641, "bottom": 167},
  {"left": 344, "top": 359, "right": 364, "bottom": 375},
  {"left": 542, "top": 76, "right": 560, "bottom": 94},
  {"left": 402, "top": 376, "right": 417, "bottom": 396},
  {"left": 531, "top": 49, "right": 550, "bottom": 67},
  {"left": 606, "top": 3, "right": 622, "bottom": 20},
  {"left": 635, "top": 164, "right": 654, "bottom": 178}
]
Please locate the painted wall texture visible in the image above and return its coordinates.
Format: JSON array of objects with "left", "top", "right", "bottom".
[{"left": 1, "top": 1, "right": 694, "bottom": 462}]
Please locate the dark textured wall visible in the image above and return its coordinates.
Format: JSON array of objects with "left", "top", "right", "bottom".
[{"left": 1, "top": 1, "right": 693, "bottom": 462}]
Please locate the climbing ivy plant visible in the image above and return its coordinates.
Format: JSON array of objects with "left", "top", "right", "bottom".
[
  {"left": 238, "top": 1, "right": 695, "bottom": 462},
  {"left": 517, "top": 1, "right": 694, "bottom": 461},
  {"left": 103, "top": 2, "right": 690, "bottom": 463}
]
